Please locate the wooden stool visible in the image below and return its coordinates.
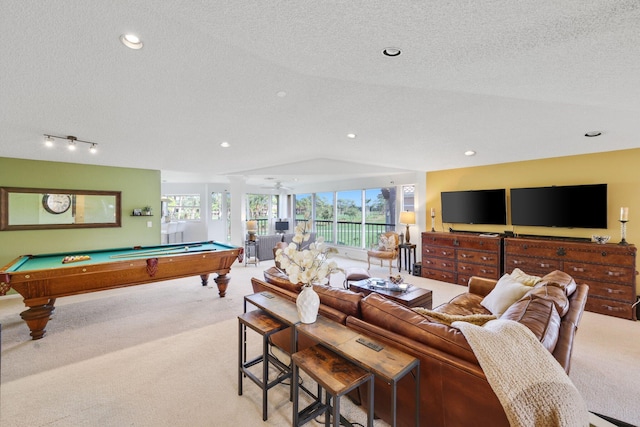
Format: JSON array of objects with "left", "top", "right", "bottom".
[
  {"left": 292, "top": 345, "right": 374, "bottom": 427},
  {"left": 238, "top": 310, "right": 290, "bottom": 421},
  {"left": 343, "top": 267, "right": 371, "bottom": 289}
]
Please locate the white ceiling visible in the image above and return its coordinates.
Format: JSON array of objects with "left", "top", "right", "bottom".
[{"left": 1, "top": 1, "right": 639, "bottom": 189}]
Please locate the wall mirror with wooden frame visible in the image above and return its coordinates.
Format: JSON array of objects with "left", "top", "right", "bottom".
[{"left": 0, "top": 187, "right": 121, "bottom": 231}]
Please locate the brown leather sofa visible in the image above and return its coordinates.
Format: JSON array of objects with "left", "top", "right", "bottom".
[{"left": 251, "top": 267, "right": 589, "bottom": 427}]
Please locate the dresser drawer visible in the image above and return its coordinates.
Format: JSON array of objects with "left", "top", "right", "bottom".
[
  {"left": 422, "top": 234, "right": 457, "bottom": 247},
  {"left": 422, "top": 245, "right": 455, "bottom": 260},
  {"left": 455, "top": 237, "right": 501, "bottom": 251},
  {"left": 457, "top": 249, "right": 500, "bottom": 267},
  {"left": 585, "top": 296, "right": 637, "bottom": 320},
  {"left": 580, "top": 279, "right": 636, "bottom": 302},
  {"left": 504, "top": 256, "right": 561, "bottom": 273},
  {"left": 563, "top": 261, "right": 635, "bottom": 285},
  {"left": 457, "top": 261, "right": 500, "bottom": 279},
  {"left": 421, "top": 267, "right": 455, "bottom": 283}
]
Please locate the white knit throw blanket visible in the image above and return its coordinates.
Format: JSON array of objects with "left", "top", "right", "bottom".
[{"left": 452, "top": 319, "right": 589, "bottom": 427}]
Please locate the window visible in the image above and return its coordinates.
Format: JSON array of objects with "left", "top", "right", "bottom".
[
  {"left": 336, "top": 190, "right": 362, "bottom": 247},
  {"left": 294, "top": 193, "right": 312, "bottom": 229},
  {"left": 246, "top": 194, "right": 280, "bottom": 235},
  {"left": 315, "top": 192, "right": 334, "bottom": 243},
  {"left": 211, "top": 192, "right": 222, "bottom": 220},
  {"left": 295, "top": 186, "right": 401, "bottom": 249},
  {"left": 163, "top": 194, "right": 201, "bottom": 220}
]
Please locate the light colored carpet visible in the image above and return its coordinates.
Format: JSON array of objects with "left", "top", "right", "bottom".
[{"left": 1, "top": 257, "right": 639, "bottom": 426}]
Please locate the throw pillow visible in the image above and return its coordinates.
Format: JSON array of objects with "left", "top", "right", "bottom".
[
  {"left": 378, "top": 235, "right": 395, "bottom": 251},
  {"left": 510, "top": 268, "right": 543, "bottom": 286},
  {"left": 412, "top": 308, "right": 496, "bottom": 326},
  {"left": 481, "top": 274, "right": 532, "bottom": 316}
]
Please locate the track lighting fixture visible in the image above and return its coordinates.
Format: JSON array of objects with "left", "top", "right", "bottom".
[{"left": 43, "top": 134, "right": 99, "bottom": 154}]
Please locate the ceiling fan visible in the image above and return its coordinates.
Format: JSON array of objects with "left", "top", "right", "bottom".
[{"left": 261, "top": 180, "right": 293, "bottom": 191}]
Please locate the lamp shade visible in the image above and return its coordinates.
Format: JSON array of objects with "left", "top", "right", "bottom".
[
  {"left": 246, "top": 220, "right": 258, "bottom": 232},
  {"left": 399, "top": 211, "right": 416, "bottom": 225}
]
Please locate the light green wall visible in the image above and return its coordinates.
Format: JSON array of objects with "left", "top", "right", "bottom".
[
  {"left": 426, "top": 148, "right": 640, "bottom": 294},
  {"left": 0, "top": 157, "right": 161, "bottom": 267}
]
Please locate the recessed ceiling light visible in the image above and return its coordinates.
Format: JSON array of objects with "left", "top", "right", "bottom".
[
  {"left": 120, "top": 34, "right": 143, "bottom": 50},
  {"left": 382, "top": 47, "right": 401, "bottom": 57},
  {"left": 585, "top": 131, "right": 602, "bottom": 137},
  {"left": 276, "top": 91, "right": 287, "bottom": 98},
  {"left": 346, "top": 133, "right": 357, "bottom": 139},
  {"left": 220, "top": 141, "right": 230, "bottom": 148},
  {"left": 464, "top": 150, "right": 476, "bottom": 156}
]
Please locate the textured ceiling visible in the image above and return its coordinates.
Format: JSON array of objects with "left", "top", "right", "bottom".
[{"left": 1, "top": 1, "right": 639, "bottom": 188}]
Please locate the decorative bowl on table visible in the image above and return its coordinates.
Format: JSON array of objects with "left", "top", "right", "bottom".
[{"left": 592, "top": 235, "right": 610, "bottom": 244}]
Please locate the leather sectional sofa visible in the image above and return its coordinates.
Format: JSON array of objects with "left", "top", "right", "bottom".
[{"left": 250, "top": 267, "right": 588, "bottom": 427}]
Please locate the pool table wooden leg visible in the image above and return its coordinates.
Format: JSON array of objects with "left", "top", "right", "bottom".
[
  {"left": 20, "top": 298, "right": 56, "bottom": 340},
  {"left": 200, "top": 273, "right": 209, "bottom": 286},
  {"left": 214, "top": 273, "right": 230, "bottom": 297}
]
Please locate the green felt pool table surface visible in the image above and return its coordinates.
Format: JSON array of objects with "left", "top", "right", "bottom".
[{"left": 4, "top": 241, "right": 237, "bottom": 272}]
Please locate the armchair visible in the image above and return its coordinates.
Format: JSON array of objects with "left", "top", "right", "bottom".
[{"left": 366, "top": 231, "right": 399, "bottom": 274}]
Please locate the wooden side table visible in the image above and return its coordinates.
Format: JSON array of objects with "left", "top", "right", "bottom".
[
  {"left": 297, "top": 316, "right": 420, "bottom": 427},
  {"left": 398, "top": 243, "right": 417, "bottom": 273},
  {"left": 292, "top": 345, "right": 374, "bottom": 427},
  {"left": 245, "top": 239, "right": 260, "bottom": 266}
]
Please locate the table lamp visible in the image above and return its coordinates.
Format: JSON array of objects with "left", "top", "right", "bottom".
[
  {"left": 399, "top": 211, "right": 416, "bottom": 244},
  {"left": 246, "top": 220, "right": 258, "bottom": 241}
]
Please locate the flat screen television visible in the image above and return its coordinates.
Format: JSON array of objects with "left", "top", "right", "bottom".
[
  {"left": 510, "top": 184, "right": 607, "bottom": 228},
  {"left": 275, "top": 220, "right": 289, "bottom": 232},
  {"left": 441, "top": 189, "right": 507, "bottom": 225}
]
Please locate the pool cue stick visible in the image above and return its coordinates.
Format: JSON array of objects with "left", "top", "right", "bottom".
[
  {"left": 108, "top": 244, "right": 204, "bottom": 259},
  {"left": 109, "top": 248, "right": 217, "bottom": 259}
]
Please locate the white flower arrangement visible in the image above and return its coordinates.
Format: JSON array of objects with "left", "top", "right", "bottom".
[{"left": 275, "top": 222, "right": 341, "bottom": 286}]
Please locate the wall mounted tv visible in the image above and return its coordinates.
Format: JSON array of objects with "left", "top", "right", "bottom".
[
  {"left": 510, "top": 184, "right": 607, "bottom": 228},
  {"left": 441, "top": 189, "right": 507, "bottom": 225}
]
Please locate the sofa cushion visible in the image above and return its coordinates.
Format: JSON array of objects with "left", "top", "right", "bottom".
[
  {"left": 263, "top": 266, "right": 303, "bottom": 293},
  {"left": 510, "top": 268, "right": 543, "bottom": 286},
  {"left": 524, "top": 284, "right": 570, "bottom": 317},
  {"left": 433, "top": 293, "right": 492, "bottom": 316},
  {"left": 312, "top": 285, "right": 363, "bottom": 318},
  {"left": 500, "top": 297, "right": 561, "bottom": 353},
  {"left": 413, "top": 307, "right": 496, "bottom": 326},
  {"left": 360, "top": 293, "right": 478, "bottom": 364},
  {"left": 481, "top": 274, "right": 532, "bottom": 316},
  {"left": 539, "top": 270, "right": 577, "bottom": 296}
]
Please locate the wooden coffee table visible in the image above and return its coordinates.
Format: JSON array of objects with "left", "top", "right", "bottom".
[{"left": 350, "top": 279, "right": 432, "bottom": 309}]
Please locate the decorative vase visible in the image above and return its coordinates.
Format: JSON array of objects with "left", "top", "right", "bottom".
[{"left": 296, "top": 285, "right": 320, "bottom": 324}]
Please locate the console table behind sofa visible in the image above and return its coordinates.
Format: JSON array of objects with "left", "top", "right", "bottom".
[{"left": 256, "top": 233, "right": 316, "bottom": 261}]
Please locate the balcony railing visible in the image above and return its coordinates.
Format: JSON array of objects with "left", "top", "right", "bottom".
[{"left": 307, "top": 219, "right": 395, "bottom": 249}]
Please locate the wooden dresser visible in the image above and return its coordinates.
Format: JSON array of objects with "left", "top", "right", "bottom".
[
  {"left": 421, "top": 232, "right": 503, "bottom": 286},
  {"left": 504, "top": 237, "right": 638, "bottom": 320}
]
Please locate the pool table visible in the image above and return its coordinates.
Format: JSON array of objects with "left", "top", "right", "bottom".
[{"left": 0, "top": 241, "right": 242, "bottom": 340}]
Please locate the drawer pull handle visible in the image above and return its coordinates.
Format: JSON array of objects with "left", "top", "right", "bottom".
[
  {"left": 481, "top": 256, "right": 491, "bottom": 261},
  {"left": 460, "top": 266, "right": 468, "bottom": 270},
  {"left": 512, "top": 260, "right": 522, "bottom": 265},
  {"left": 540, "top": 263, "right": 550, "bottom": 268},
  {"left": 607, "top": 271, "right": 622, "bottom": 277},
  {"left": 480, "top": 269, "right": 488, "bottom": 274},
  {"left": 605, "top": 288, "right": 623, "bottom": 294},
  {"left": 604, "top": 305, "right": 624, "bottom": 312},
  {"left": 461, "top": 254, "right": 473, "bottom": 258},
  {"left": 572, "top": 267, "right": 585, "bottom": 273},
  {"left": 442, "top": 251, "right": 450, "bottom": 256}
]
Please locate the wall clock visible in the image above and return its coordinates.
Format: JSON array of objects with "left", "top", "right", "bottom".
[{"left": 42, "top": 194, "right": 72, "bottom": 214}]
